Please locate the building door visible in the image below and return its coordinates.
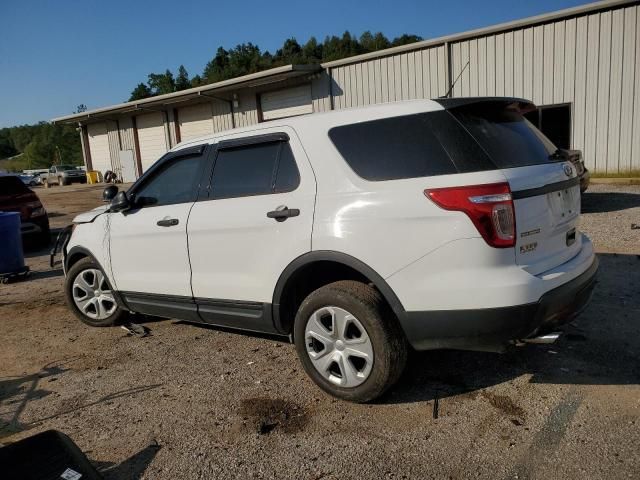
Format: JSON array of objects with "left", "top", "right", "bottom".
[
  {"left": 119, "top": 150, "right": 137, "bottom": 183},
  {"left": 178, "top": 103, "right": 214, "bottom": 141},
  {"left": 260, "top": 85, "right": 313, "bottom": 121},
  {"left": 136, "top": 111, "right": 168, "bottom": 172},
  {"left": 87, "top": 122, "right": 111, "bottom": 176}
]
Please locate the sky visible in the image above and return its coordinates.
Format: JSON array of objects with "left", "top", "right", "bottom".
[{"left": 0, "top": 0, "right": 593, "bottom": 128}]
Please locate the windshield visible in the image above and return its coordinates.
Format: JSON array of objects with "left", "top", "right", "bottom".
[
  {"left": 56, "top": 165, "right": 77, "bottom": 171},
  {"left": 449, "top": 102, "right": 558, "bottom": 169},
  {"left": 0, "top": 176, "right": 30, "bottom": 195}
]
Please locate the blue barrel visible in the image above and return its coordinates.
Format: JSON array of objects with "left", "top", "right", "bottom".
[{"left": 0, "top": 212, "right": 26, "bottom": 275}]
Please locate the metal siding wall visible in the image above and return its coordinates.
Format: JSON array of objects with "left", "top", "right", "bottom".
[
  {"left": 212, "top": 99, "right": 233, "bottom": 132},
  {"left": 513, "top": 30, "right": 524, "bottom": 95},
  {"left": 504, "top": 32, "right": 514, "bottom": 96},
  {"left": 563, "top": 18, "right": 577, "bottom": 104},
  {"left": 119, "top": 117, "right": 136, "bottom": 152},
  {"left": 620, "top": 7, "right": 638, "bottom": 172},
  {"left": 607, "top": 9, "right": 625, "bottom": 174},
  {"left": 311, "top": 72, "right": 331, "bottom": 112},
  {"left": 107, "top": 121, "right": 121, "bottom": 175},
  {"left": 596, "top": 11, "right": 612, "bottom": 173},
  {"left": 573, "top": 16, "right": 588, "bottom": 157},
  {"left": 469, "top": 39, "right": 479, "bottom": 96},
  {"left": 330, "top": 44, "right": 448, "bottom": 106},
  {"left": 553, "top": 21, "right": 566, "bottom": 103},
  {"left": 631, "top": 6, "right": 640, "bottom": 173}
]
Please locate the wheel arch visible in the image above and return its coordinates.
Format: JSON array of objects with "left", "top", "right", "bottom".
[{"left": 272, "top": 251, "right": 407, "bottom": 335}]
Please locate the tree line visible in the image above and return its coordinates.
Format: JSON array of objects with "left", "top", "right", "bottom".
[
  {"left": 0, "top": 121, "right": 84, "bottom": 171},
  {"left": 129, "top": 31, "right": 422, "bottom": 100}
]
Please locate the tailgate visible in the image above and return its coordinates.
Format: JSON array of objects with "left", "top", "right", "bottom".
[{"left": 503, "top": 162, "right": 582, "bottom": 275}]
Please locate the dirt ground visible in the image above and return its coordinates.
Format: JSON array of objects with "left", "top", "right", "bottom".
[{"left": 1, "top": 183, "right": 639, "bottom": 479}]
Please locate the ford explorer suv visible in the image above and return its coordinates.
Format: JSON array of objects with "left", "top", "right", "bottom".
[
  {"left": 61, "top": 98, "right": 598, "bottom": 402},
  {"left": 45, "top": 165, "right": 87, "bottom": 187}
]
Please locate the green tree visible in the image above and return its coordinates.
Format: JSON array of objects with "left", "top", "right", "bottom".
[
  {"left": 391, "top": 34, "right": 423, "bottom": 47},
  {"left": 302, "top": 37, "right": 323, "bottom": 63},
  {"left": 360, "top": 31, "right": 390, "bottom": 52},
  {"left": 203, "top": 47, "right": 231, "bottom": 83},
  {"left": 148, "top": 69, "right": 176, "bottom": 95},
  {"left": 129, "top": 83, "right": 152, "bottom": 101},
  {"left": 175, "top": 65, "right": 191, "bottom": 90}
]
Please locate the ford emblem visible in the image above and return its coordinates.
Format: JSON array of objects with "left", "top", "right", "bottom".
[{"left": 563, "top": 164, "right": 573, "bottom": 177}]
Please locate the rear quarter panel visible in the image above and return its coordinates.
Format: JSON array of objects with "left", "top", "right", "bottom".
[{"left": 297, "top": 123, "right": 508, "bottom": 279}]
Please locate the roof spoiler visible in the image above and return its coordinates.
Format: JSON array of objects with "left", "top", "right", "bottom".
[{"left": 435, "top": 97, "right": 537, "bottom": 114}]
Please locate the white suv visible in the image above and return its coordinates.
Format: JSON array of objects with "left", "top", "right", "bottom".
[{"left": 62, "top": 98, "right": 598, "bottom": 402}]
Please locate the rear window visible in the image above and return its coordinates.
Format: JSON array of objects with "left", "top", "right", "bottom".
[
  {"left": 0, "top": 176, "right": 29, "bottom": 195},
  {"left": 328, "top": 104, "right": 559, "bottom": 182},
  {"left": 449, "top": 102, "right": 557, "bottom": 169}
]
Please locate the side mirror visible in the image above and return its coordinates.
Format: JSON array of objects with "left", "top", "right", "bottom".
[
  {"left": 109, "top": 191, "right": 131, "bottom": 212},
  {"left": 103, "top": 185, "right": 119, "bottom": 203}
]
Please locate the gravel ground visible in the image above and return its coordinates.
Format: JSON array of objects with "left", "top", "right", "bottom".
[{"left": 0, "top": 183, "right": 639, "bottom": 479}]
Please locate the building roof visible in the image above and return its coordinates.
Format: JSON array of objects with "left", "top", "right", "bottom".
[
  {"left": 321, "top": 0, "right": 637, "bottom": 68},
  {"left": 52, "top": 64, "right": 321, "bottom": 124}
]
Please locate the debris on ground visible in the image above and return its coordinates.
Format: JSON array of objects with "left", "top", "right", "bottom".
[{"left": 120, "top": 322, "right": 150, "bottom": 337}]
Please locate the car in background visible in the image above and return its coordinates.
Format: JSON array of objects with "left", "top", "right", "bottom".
[
  {"left": 566, "top": 149, "right": 590, "bottom": 193},
  {"left": 19, "top": 174, "right": 42, "bottom": 187},
  {"left": 0, "top": 175, "right": 50, "bottom": 246},
  {"left": 45, "top": 165, "right": 87, "bottom": 187}
]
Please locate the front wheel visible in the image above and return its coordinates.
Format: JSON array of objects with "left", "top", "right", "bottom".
[
  {"left": 293, "top": 280, "right": 408, "bottom": 403},
  {"left": 64, "top": 257, "right": 127, "bottom": 327}
]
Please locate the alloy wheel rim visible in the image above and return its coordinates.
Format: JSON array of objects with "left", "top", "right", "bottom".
[
  {"left": 72, "top": 268, "right": 117, "bottom": 320},
  {"left": 304, "top": 306, "right": 374, "bottom": 388}
]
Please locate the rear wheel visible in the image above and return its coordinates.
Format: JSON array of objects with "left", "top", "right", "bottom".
[
  {"left": 59, "top": 176, "right": 67, "bottom": 186},
  {"left": 64, "top": 257, "right": 127, "bottom": 327},
  {"left": 293, "top": 280, "right": 408, "bottom": 403}
]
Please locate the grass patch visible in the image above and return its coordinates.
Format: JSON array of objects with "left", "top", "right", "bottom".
[{"left": 591, "top": 170, "right": 640, "bottom": 178}]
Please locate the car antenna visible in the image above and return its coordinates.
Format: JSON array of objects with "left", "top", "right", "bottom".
[{"left": 443, "top": 60, "right": 470, "bottom": 98}]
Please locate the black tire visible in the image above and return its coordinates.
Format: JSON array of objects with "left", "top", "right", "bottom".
[
  {"left": 293, "top": 280, "right": 408, "bottom": 403},
  {"left": 59, "top": 177, "right": 68, "bottom": 186},
  {"left": 64, "top": 257, "right": 127, "bottom": 327}
]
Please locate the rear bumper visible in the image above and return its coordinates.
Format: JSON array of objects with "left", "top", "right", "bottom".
[{"left": 401, "top": 255, "right": 598, "bottom": 352}]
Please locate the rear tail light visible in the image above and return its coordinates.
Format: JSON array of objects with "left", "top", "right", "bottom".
[{"left": 425, "top": 182, "right": 516, "bottom": 248}]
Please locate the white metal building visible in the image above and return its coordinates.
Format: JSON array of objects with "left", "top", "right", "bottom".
[{"left": 53, "top": 0, "right": 640, "bottom": 176}]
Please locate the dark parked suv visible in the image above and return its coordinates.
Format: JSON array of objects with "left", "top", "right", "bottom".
[{"left": 0, "top": 175, "right": 50, "bottom": 246}]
